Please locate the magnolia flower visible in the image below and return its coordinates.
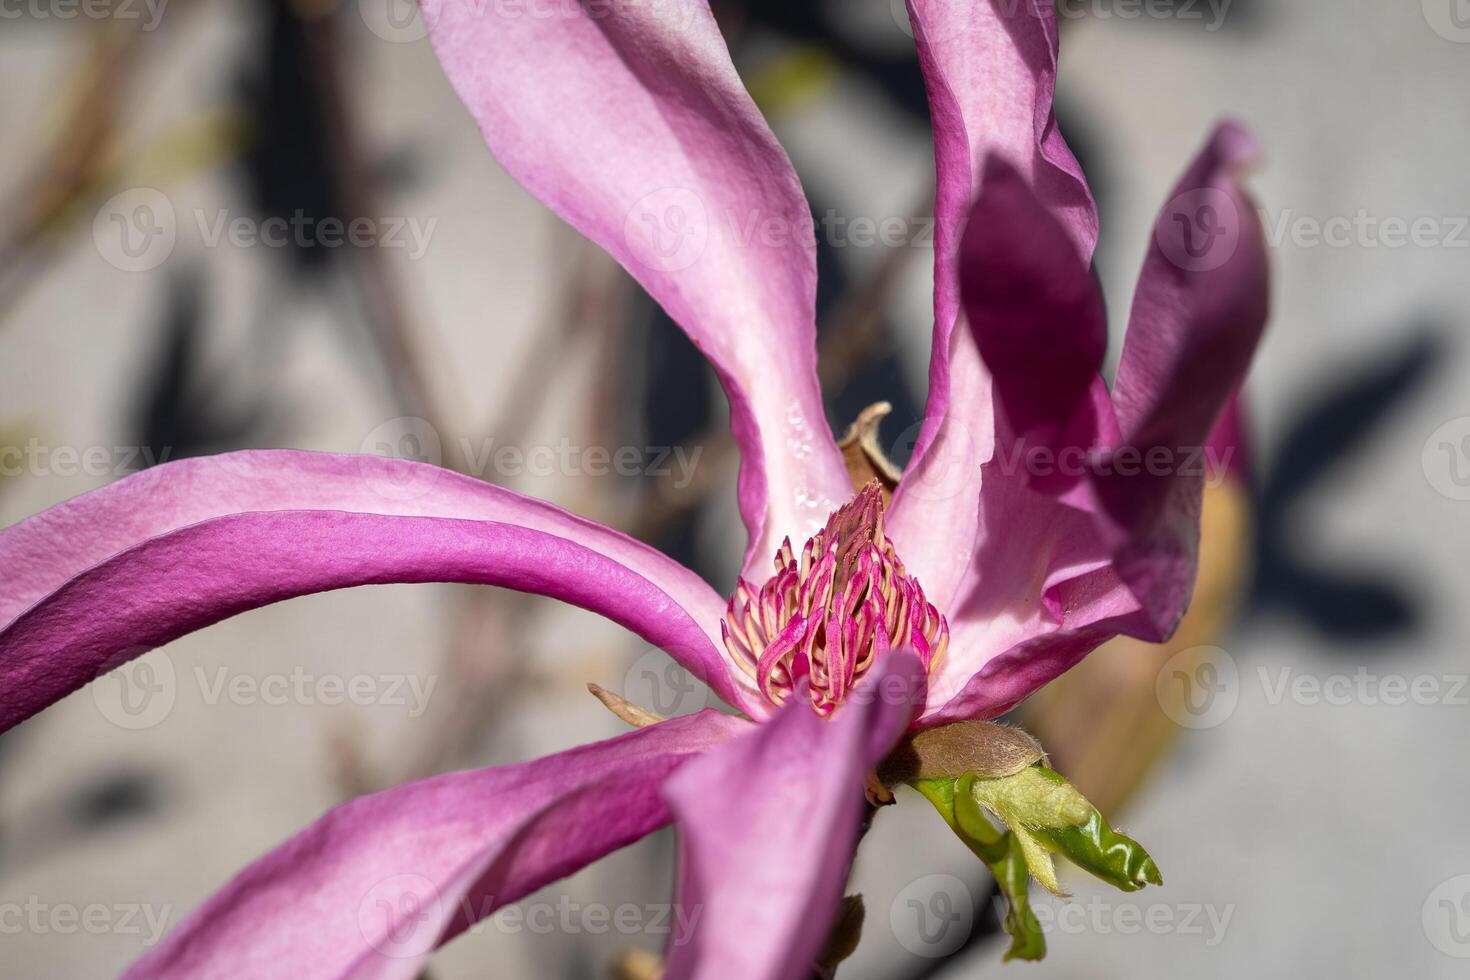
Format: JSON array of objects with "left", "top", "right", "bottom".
[{"left": 0, "top": 1, "right": 1267, "bottom": 976}]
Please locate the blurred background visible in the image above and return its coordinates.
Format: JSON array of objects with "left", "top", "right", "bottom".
[{"left": 1, "top": 0, "right": 1468, "bottom": 976}]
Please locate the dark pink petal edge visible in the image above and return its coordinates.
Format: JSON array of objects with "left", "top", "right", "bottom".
[
  {"left": 125, "top": 711, "right": 749, "bottom": 979},
  {"left": 662, "top": 652, "right": 928, "bottom": 980}
]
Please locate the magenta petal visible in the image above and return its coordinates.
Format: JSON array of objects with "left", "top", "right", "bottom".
[
  {"left": 661, "top": 652, "right": 927, "bottom": 980},
  {"left": 422, "top": 0, "right": 851, "bottom": 575},
  {"left": 959, "top": 154, "right": 1107, "bottom": 477},
  {"left": 1206, "top": 389, "right": 1250, "bottom": 485},
  {"left": 1097, "top": 120, "right": 1270, "bottom": 640},
  {"left": 124, "top": 711, "right": 748, "bottom": 979},
  {"left": 888, "top": 0, "right": 1097, "bottom": 608},
  {"left": 922, "top": 626, "right": 1113, "bottom": 726},
  {"left": 0, "top": 451, "right": 759, "bottom": 729},
  {"left": 926, "top": 125, "right": 1268, "bottom": 715},
  {"left": 909, "top": 158, "right": 1112, "bottom": 707}
]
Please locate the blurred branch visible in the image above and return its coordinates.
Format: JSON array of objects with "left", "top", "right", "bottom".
[
  {"left": 0, "top": 25, "right": 145, "bottom": 318},
  {"left": 297, "top": 6, "right": 450, "bottom": 442}
]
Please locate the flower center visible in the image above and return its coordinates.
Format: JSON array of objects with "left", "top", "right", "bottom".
[{"left": 722, "top": 482, "right": 949, "bottom": 716}]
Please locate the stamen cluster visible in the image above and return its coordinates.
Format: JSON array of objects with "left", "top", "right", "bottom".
[{"left": 722, "top": 482, "right": 948, "bottom": 715}]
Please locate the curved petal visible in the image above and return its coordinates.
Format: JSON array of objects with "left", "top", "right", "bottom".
[
  {"left": 922, "top": 626, "right": 1113, "bottom": 726},
  {"left": 925, "top": 125, "right": 1267, "bottom": 715},
  {"left": 924, "top": 471, "right": 1131, "bottom": 717},
  {"left": 661, "top": 652, "right": 927, "bottom": 980},
  {"left": 926, "top": 390, "right": 1257, "bottom": 725},
  {"left": 912, "top": 157, "right": 1111, "bottom": 701},
  {"left": 959, "top": 154, "right": 1107, "bottom": 483},
  {"left": 124, "top": 711, "right": 749, "bottom": 979},
  {"left": 1206, "top": 389, "right": 1251, "bottom": 486},
  {"left": 422, "top": 0, "right": 851, "bottom": 576},
  {"left": 888, "top": 0, "right": 1098, "bottom": 609},
  {"left": 1095, "top": 120, "right": 1270, "bottom": 640},
  {"left": 0, "top": 451, "right": 759, "bottom": 729}
]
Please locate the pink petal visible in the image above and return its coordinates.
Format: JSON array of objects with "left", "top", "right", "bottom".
[
  {"left": 925, "top": 124, "right": 1268, "bottom": 716},
  {"left": 124, "top": 711, "right": 749, "bottom": 979},
  {"left": 0, "top": 451, "right": 759, "bottom": 729},
  {"left": 914, "top": 155, "right": 1113, "bottom": 710},
  {"left": 921, "top": 626, "right": 1113, "bottom": 725},
  {"left": 958, "top": 154, "right": 1107, "bottom": 481},
  {"left": 928, "top": 386, "right": 1254, "bottom": 724},
  {"left": 422, "top": 0, "right": 851, "bottom": 576},
  {"left": 661, "top": 652, "right": 927, "bottom": 980},
  {"left": 1206, "top": 389, "right": 1251, "bottom": 485},
  {"left": 1095, "top": 120, "right": 1270, "bottom": 640},
  {"left": 888, "top": 0, "right": 1097, "bottom": 609}
]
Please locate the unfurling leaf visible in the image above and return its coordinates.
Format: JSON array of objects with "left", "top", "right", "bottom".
[
  {"left": 912, "top": 777, "right": 1046, "bottom": 962},
  {"left": 1026, "top": 770, "right": 1162, "bottom": 892},
  {"left": 911, "top": 764, "right": 1162, "bottom": 961}
]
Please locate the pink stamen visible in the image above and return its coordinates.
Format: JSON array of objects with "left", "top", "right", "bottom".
[{"left": 723, "top": 482, "right": 949, "bottom": 716}]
